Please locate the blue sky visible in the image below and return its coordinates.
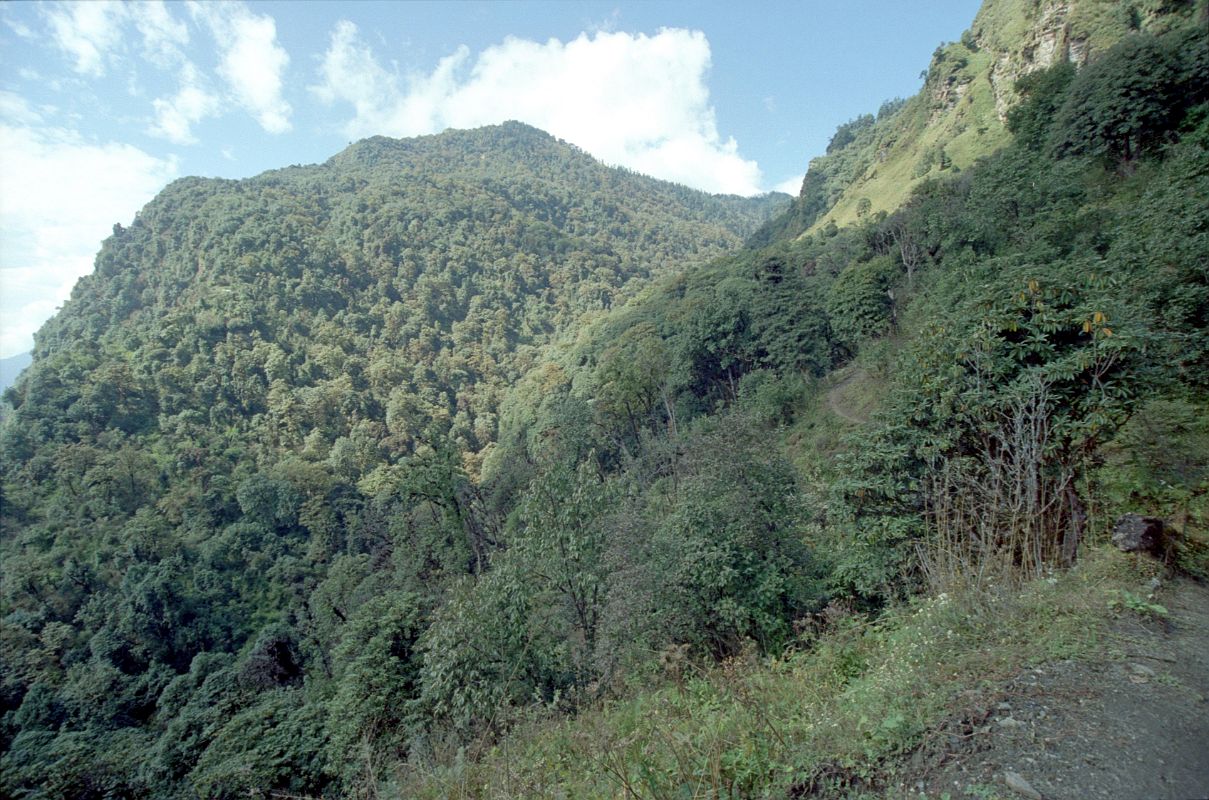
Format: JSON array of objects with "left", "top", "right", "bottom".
[{"left": 0, "top": 0, "right": 981, "bottom": 358}]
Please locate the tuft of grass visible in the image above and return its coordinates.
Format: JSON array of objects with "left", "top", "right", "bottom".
[{"left": 395, "top": 546, "right": 1160, "bottom": 798}]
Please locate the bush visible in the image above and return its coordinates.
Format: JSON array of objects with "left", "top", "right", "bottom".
[
  {"left": 419, "top": 562, "right": 563, "bottom": 735},
  {"left": 189, "top": 692, "right": 330, "bottom": 799},
  {"left": 825, "top": 255, "right": 899, "bottom": 352},
  {"left": 1049, "top": 34, "right": 1180, "bottom": 163},
  {"left": 1007, "top": 61, "right": 1076, "bottom": 150},
  {"left": 327, "top": 592, "right": 425, "bottom": 780},
  {"left": 601, "top": 414, "right": 824, "bottom": 660}
]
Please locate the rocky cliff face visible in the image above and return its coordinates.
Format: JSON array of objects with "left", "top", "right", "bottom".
[
  {"left": 974, "top": 0, "right": 1092, "bottom": 122},
  {"left": 805, "top": 0, "right": 1203, "bottom": 231},
  {"left": 987, "top": 1, "right": 1084, "bottom": 119},
  {"left": 970, "top": 0, "right": 1201, "bottom": 122}
]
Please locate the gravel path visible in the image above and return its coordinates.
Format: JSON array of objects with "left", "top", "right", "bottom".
[{"left": 899, "top": 578, "right": 1209, "bottom": 800}]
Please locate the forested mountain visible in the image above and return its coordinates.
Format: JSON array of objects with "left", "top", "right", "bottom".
[
  {"left": 2, "top": 3, "right": 1208, "bottom": 799},
  {"left": 8, "top": 122, "right": 783, "bottom": 478},
  {"left": 0, "top": 122, "right": 786, "bottom": 797}
]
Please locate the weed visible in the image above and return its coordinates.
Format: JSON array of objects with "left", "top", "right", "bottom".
[
  {"left": 396, "top": 547, "right": 1154, "bottom": 798},
  {"left": 963, "top": 782, "right": 1006, "bottom": 800},
  {"left": 1109, "top": 589, "right": 1168, "bottom": 619}
]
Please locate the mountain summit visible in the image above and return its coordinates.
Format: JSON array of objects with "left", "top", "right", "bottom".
[
  {"left": 10, "top": 121, "right": 783, "bottom": 467},
  {"left": 2, "top": 2, "right": 1206, "bottom": 798}
]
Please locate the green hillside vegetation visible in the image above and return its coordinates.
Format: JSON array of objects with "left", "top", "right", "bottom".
[
  {"left": 2, "top": 7, "right": 1208, "bottom": 800},
  {"left": 0, "top": 123, "right": 786, "bottom": 799},
  {"left": 7, "top": 122, "right": 783, "bottom": 479},
  {"left": 399, "top": 546, "right": 1153, "bottom": 798},
  {"left": 768, "top": 0, "right": 1206, "bottom": 234},
  {"left": 413, "top": 21, "right": 1208, "bottom": 795}
]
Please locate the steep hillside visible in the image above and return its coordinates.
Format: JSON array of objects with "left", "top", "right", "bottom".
[
  {"left": 395, "top": 14, "right": 1208, "bottom": 796},
  {"left": 1, "top": 3, "right": 1206, "bottom": 798},
  {"left": 764, "top": 0, "right": 1207, "bottom": 235},
  {"left": 0, "top": 122, "right": 785, "bottom": 799},
  {"left": 9, "top": 121, "right": 783, "bottom": 475}
]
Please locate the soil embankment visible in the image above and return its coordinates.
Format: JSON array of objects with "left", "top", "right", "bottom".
[{"left": 904, "top": 578, "right": 1209, "bottom": 799}]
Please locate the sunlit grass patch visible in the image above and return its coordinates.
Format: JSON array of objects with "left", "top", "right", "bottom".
[{"left": 398, "top": 546, "right": 1155, "bottom": 798}]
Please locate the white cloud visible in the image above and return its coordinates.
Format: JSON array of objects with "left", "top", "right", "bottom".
[
  {"left": 150, "top": 62, "right": 221, "bottom": 144},
  {"left": 6, "top": 17, "right": 34, "bottom": 39},
  {"left": 0, "top": 91, "right": 44, "bottom": 126},
  {"left": 193, "top": 2, "right": 292, "bottom": 134},
  {"left": 39, "top": 1, "right": 190, "bottom": 73},
  {"left": 774, "top": 173, "right": 804, "bottom": 195},
  {"left": 43, "top": 1, "right": 127, "bottom": 77},
  {"left": 311, "top": 20, "right": 402, "bottom": 129},
  {"left": 312, "top": 24, "right": 763, "bottom": 196},
  {"left": 133, "top": 0, "right": 190, "bottom": 66},
  {"left": 0, "top": 124, "right": 178, "bottom": 357},
  {"left": 38, "top": 0, "right": 289, "bottom": 146}
]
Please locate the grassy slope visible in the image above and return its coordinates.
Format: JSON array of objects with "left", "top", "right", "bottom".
[
  {"left": 398, "top": 546, "right": 1165, "bottom": 798},
  {"left": 811, "top": 0, "right": 1194, "bottom": 231},
  {"left": 816, "top": 46, "right": 1007, "bottom": 231}
]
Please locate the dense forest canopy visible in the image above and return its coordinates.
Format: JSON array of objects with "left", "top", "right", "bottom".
[
  {"left": 2, "top": 6, "right": 1207, "bottom": 799},
  {"left": 0, "top": 121, "right": 788, "bottom": 798},
  {"left": 10, "top": 122, "right": 783, "bottom": 475}
]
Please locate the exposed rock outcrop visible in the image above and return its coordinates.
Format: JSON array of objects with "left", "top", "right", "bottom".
[
  {"left": 1112, "top": 514, "right": 1166, "bottom": 555},
  {"left": 980, "top": 0, "right": 1091, "bottom": 121}
]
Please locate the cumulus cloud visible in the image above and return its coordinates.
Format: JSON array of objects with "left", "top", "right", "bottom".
[
  {"left": 312, "top": 23, "right": 763, "bottom": 196},
  {"left": 193, "top": 2, "right": 292, "bottom": 134},
  {"left": 0, "top": 123, "right": 177, "bottom": 357},
  {"left": 39, "top": 0, "right": 292, "bottom": 142},
  {"left": 43, "top": 1, "right": 126, "bottom": 76},
  {"left": 774, "top": 173, "right": 805, "bottom": 195},
  {"left": 150, "top": 62, "right": 221, "bottom": 144},
  {"left": 311, "top": 20, "right": 402, "bottom": 128},
  {"left": 133, "top": 0, "right": 190, "bottom": 66},
  {"left": 37, "top": 1, "right": 222, "bottom": 145},
  {"left": 42, "top": 1, "right": 189, "bottom": 72}
]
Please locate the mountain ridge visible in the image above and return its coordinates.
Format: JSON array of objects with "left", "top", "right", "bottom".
[
  {"left": 14, "top": 122, "right": 785, "bottom": 478},
  {"left": 2, "top": 2, "right": 1206, "bottom": 798}
]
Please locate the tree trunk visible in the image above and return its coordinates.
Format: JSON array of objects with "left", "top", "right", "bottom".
[{"left": 1063, "top": 482, "right": 1086, "bottom": 566}]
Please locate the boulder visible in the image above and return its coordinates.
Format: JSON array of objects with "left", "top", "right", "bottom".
[
  {"left": 1111, "top": 514, "right": 1165, "bottom": 554},
  {"left": 1003, "top": 770, "right": 1043, "bottom": 800}
]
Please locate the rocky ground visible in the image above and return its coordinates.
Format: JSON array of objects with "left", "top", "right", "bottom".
[{"left": 892, "top": 576, "right": 1209, "bottom": 800}]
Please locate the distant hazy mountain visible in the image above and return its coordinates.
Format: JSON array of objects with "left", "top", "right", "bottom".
[{"left": 0, "top": 351, "right": 31, "bottom": 394}]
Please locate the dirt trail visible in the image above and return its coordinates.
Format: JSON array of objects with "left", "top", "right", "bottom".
[
  {"left": 825, "top": 368, "right": 868, "bottom": 425},
  {"left": 901, "top": 578, "right": 1209, "bottom": 800}
]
